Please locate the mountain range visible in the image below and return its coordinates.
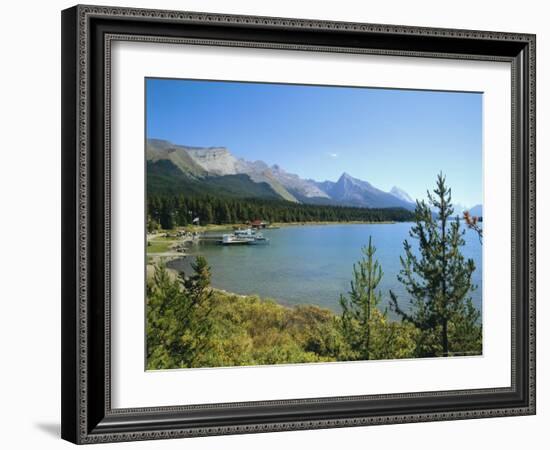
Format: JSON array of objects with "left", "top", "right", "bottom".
[{"left": 147, "top": 138, "right": 481, "bottom": 215}]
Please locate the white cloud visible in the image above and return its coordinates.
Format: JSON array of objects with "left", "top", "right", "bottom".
[{"left": 326, "top": 152, "right": 339, "bottom": 159}]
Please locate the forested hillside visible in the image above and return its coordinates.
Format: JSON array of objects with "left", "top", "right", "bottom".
[{"left": 147, "top": 193, "right": 414, "bottom": 229}]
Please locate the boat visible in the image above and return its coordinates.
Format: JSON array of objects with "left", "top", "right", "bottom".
[
  {"left": 220, "top": 234, "right": 253, "bottom": 245},
  {"left": 247, "top": 234, "right": 269, "bottom": 245},
  {"left": 219, "top": 228, "right": 270, "bottom": 245},
  {"left": 234, "top": 228, "right": 256, "bottom": 238}
]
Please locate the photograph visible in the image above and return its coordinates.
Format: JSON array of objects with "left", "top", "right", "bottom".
[{"left": 145, "top": 78, "right": 484, "bottom": 370}]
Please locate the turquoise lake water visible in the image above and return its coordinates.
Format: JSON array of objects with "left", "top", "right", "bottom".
[{"left": 167, "top": 222, "right": 482, "bottom": 315}]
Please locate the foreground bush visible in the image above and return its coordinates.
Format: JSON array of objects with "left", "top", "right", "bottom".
[{"left": 147, "top": 262, "right": 418, "bottom": 370}]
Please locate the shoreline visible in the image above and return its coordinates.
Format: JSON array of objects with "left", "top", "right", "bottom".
[
  {"left": 270, "top": 220, "right": 398, "bottom": 227},
  {"left": 146, "top": 221, "right": 403, "bottom": 259},
  {"left": 148, "top": 262, "right": 409, "bottom": 322},
  {"left": 146, "top": 232, "right": 199, "bottom": 260},
  {"left": 149, "top": 259, "right": 478, "bottom": 323},
  {"left": 163, "top": 220, "right": 401, "bottom": 234},
  {"left": 147, "top": 261, "right": 338, "bottom": 315}
]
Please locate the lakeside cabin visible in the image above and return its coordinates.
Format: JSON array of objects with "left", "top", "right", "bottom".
[{"left": 250, "top": 219, "right": 269, "bottom": 229}]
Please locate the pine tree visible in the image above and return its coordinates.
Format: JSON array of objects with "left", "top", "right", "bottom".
[
  {"left": 146, "top": 258, "right": 214, "bottom": 369},
  {"left": 340, "top": 236, "right": 384, "bottom": 360},
  {"left": 146, "top": 214, "right": 160, "bottom": 233},
  {"left": 222, "top": 203, "right": 233, "bottom": 224},
  {"left": 204, "top": 203, "right": 214, "bottom": 225},
  {"left": 159, "top": 198, "right": 175, "bottom": 229},
  {"left": 389, "top": 173, "right": 480, "bottom": 357},
  {"left": 146, "top": 263, "right": 184, "bottom": 368}
]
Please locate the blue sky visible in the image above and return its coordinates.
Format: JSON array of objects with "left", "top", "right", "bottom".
[{"left": 146, "top": 78, "right": 482, "bottom": 207}]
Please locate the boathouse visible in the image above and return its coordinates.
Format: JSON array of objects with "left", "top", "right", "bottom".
[{"left": 250, "top": 219, "right": 268, "bottom": 229}]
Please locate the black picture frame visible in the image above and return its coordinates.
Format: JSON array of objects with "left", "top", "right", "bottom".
[{"left": 61, "top": 4, "right": 536, "bottom": 444}]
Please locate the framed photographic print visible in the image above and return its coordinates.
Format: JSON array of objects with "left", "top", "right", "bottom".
[{"left": 61, "top": 5, "right": 536, "bottom": 444}]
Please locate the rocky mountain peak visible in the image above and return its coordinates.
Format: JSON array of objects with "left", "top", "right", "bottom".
[{"left": 185, "top": 146, "right": 239, "bottom": 175}]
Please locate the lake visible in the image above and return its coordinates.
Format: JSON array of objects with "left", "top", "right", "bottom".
[{"left": 167, "top": 222, "right": 482, "bottom": 315}]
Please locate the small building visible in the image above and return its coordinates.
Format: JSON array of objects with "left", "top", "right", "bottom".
[{"left": 250, "top": 219, "right": 268, "bottom": 229}]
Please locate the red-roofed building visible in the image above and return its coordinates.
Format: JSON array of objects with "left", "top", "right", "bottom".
[{"left": 250, "top": 219, "right": 268, "bottom": 229}]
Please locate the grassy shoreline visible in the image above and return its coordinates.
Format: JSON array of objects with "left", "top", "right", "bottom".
[{"left": 157, "top": 219, "right": 399, "bottom": 234}]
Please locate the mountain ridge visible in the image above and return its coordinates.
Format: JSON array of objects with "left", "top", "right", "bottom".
[{"left": 147, "top": 138, "right": 422, "bottom": 210}]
